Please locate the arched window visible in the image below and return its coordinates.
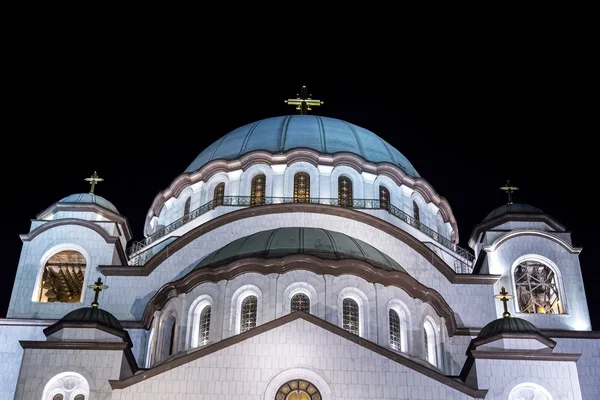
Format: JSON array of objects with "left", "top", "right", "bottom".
[
  {"left": 198, "top": 305, "right": 211, "bottom": 346},
  {"left": 240, "top": 295, "right": 257, "bottom": 332},
  {"left": 275, "top": 379, "right": 322, "bottom": 400},
  {"left": 182, "top": 196, "right": 192, "bottom": 224},
  {"left": 145, "top": 327, "right": 154, "bottom": 368},
  {"left": 250, "top": 174, "right": 266, "bottom": 206},
  {"left": 509, "top": 383, "right": 553, "bottom": 400},
  {"left": 423, "top": 318, "right": 437, "bottom": 366},
  {"left": 53, "top": 395, "right": 63, "bottom": 400},
  {"left": 291, "top": 293, "right": 310, "bottom": 313},
  {"left": 338, "top": 176, "right": 353, "bottom": 208},
  {"left": 169, "top": 320, "right": 177, "bottom": 356},
  {"left": 342, "top": 298, "right": 359, "bottom": 335},
  {"left": 389, "top": 309, "right": 401, "bottom": 350},
  {"left": 161, "top": 314, "right": 177, "bottom": 360},
  {"left": 38, "top": 250, "right": 86, "bottom": 303},
  {"left": 213, "top": 182, "right": 225, "bottom": 207},
  {"left": 379, "top": 185, "right": 390, "bottom": 210},
  {"left": 74, "top": 395, "right": 85, "bottom": 400},
  {"left": 413, "top": 200, "right": 420, "bottom": 226},
  {"left": 294, "top": 172, "right": 310, "bottom": 203},
  {"left": 514, "top": 260, "right": 563, "bottom": 314},
  {"left": 42, "top": 372, "right": 89, "bottom": 400}
]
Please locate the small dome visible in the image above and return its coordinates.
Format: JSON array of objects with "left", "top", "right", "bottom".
[
  {"left": 185, "top": 115, "right": 420, "bottom": 177},
  {"left": 60, "top": 306, "right": 124, "bottom": 331},
  {"left": 59, "top": 193, "right": 119, "bottom": 213},
  {"left": 195, "top": 227, "right": 404, "bottom": 272},
  {"left": 483, "top": 203, "right": 544, "bottom": 222},
  {"left": 477, "top": 317, "right": 542, "bottom": 339}
]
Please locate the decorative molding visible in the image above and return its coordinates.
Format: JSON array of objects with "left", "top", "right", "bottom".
[
  {"left": 101, "top": 204, "right": 500, "bottom": 285},
  {"left": 483, "top": 229, "right": 582, "bottom": 254},
  {"left": 542, "top": 329, "right": 600, "bottom": 339},
  {"left": 109, "top": 312, "right": 487, "bottom": 398},
  {"left": 138, "top": 255, "right": 458, "bottom": 335},
  {"left": 468, "top": 213, "right": 566, "bottom": 249},
  {"left": 470, "top": 349, "right": 581, "bottom": 362},
  {"left": 142, "top": 149, "right": 460, "bottom": 242}
]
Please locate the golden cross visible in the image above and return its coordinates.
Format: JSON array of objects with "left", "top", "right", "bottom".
[
  {"left": 285, "top": 85, "right": 323, "bottom": 115},
  {"left": 499, "top": 180, "right": 519, "bottom": 204},
  {"left": 88, "top": 277, "right": 109, "bottom": 308},
  {"left": 84, "top": 171, "right": 104, "bottom": 194},
  {"left": 494, "top": 286, "right": 515, "bottom": 318}
]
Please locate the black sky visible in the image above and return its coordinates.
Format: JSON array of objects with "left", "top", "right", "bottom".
[{"left": 1, "top": 66, "right": 597, "bottom": 329}]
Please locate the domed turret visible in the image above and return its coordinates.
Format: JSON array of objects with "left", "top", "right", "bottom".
[{"left": 59, "top": 193, "right": 119, "bottom": 214}]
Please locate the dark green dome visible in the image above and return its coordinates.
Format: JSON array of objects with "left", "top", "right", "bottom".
[
  {"left": 477, "top": 317, "right": 542, "bottom": 339},
  {"left": 483, "top": 203, "right": 544, "bottom": 222},
  {"left": 60, "top": 306, "right": 124, "bottom": 331},
  {"left": 195, "top": 227, "right": 404, "bottom": 272}
]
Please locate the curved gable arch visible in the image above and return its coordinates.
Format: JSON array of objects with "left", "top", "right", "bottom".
[
  {"left": 485, "top": 229, "right": 582, "bottom": 254},
  {"left": 21, "top": 219, "right": 119, "bottom": 244}
]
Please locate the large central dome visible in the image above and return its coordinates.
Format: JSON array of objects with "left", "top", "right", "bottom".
[{"left": 185, "top": 115, "right": 419, "bottom": 177}]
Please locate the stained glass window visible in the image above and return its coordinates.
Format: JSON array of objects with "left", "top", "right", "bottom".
[
  {"left": 294, "top": 173, "right": 310, "bottom": 203},
  {"left": 214, "top": 182, "right": 225, "bottom": 207},
  {"left": 240, "top": 295, "right": 257, "bottom": 332},
  {"left": 275, "top": 379, "right": 322, "bottom": 400},
  {"left": 514, "top": 260, "right": 563, "bottom": 314},
  {"left": 343, "top": 298, "right": 359, "bottom": 335},
  {"left": 291, "top": 293, "right": 310, "bottom": 313},
  {"left": 38, "top": 251, "right": 86, "bottom": 303},
  {"left": 379, "top": 186, "right": 390, "bottom": 210},
  {"left": 198, "top": 305, "right": 211, "bottom": 346},
  {"left": 338, "top": 176, "right": 353, "bottom": 208},
  {"left": 251, "top": 174, "right": 266, "bottom": 206},
  {"left": 389, "top": 309, "right": 401, "bottom": 350}
]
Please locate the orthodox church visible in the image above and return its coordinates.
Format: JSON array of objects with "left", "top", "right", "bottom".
[{"left": 1, "top": 88, "right": 599, "bottom": 399}]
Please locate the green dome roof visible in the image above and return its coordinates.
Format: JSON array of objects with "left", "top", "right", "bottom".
[
  {"left": 60, "top": 306, "right": 124, "bottom": 331},
  {"left": 59, "top": 193, "right": 119, "bottom": 213},
  {"left": 195, "top": 227, "right": 404, "bottom": 272},
  {"left": 483, "top": 203, "right": 544, "bottom": 222},
  {"left": 477, "top": 317, "right": 542, "bottom": 339},
  {"left": 185, "top": 115, "right": 420, "bottom": 177}
]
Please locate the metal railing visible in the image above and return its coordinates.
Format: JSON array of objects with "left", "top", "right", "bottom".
[{"left": 128, "top": 196, "right": 475, "bottom": 271}]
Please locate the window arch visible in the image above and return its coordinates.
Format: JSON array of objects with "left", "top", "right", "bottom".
[
  {"left": 291, "top": 293, "right": 310, "bottom": 313},
  {"left": 42, "top": 372, "right": 89, "bottom": 400},
  {"left": 388, "top": 299, "right": 410, "bottom": 352},
  {"left": 342, "top": 298, "right": 359, "bottom": 335},
  {"left": 161, "top": 314, "right": 177, "bottom": 360},
  {"left": 250, "top": 174, "right": 266, "bottom": 206},
  {"left": 389, "top": 309, "right": 401, "bottom": 350},
  {"left": 240, "top": 295, "right": 258, "bottom": 332},
  {"left": 508, "top": 383, "right": 553, "bottom": 400},
  {"left": 275, "top": 379, "right": 322, "bottom": 400},
  {"left": 293, "top": 172, "right": 310, "bottom": 203},
  {"left": 338, "top": 176, "right": 353, "bottom": 208},
  {"left": 38, "top": 250, "right": 86, "bottom": 303},
  {"left": 198, "top": 305, "right": 211, "bottom": 346},
  {"left": 412, "top": 200, "right": 420, "bottom": 226},
  {"left": 514, "top": 260, "right": 563, "bottom": 314},
  {"left": 423, "top": 317, "right": 437, "bottom": 366},
  {"left": 379, "top": 185, "right": 390, "bottom": 210},
  {"left": 213, "top": 182, "right": 225, "bottom": 206}
]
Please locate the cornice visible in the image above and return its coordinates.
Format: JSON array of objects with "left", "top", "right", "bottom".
[{"left": 483, "top": 229, "right": 581, "bottom": 254}]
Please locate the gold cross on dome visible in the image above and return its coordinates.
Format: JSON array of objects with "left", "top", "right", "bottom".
[
  {"left": 499, "top": 180, "right": 519, "bottom": 204},
  {"left": 84, "top": 171, "right": 104, "bottom": 194},
  {"left": 88, "top": 277, "right": 109, "bottom": 308},
  {"left": 494, "top": 286, "right": 515, "bottom": 318},
  {"left": 285, "top": 85, "right": 323, "bottom": 115}
]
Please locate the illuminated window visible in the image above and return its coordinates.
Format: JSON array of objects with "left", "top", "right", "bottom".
[
  {"left": 183, "top": 197, "right": 191, "bottom": 223},
  {"left": 198, "top": 305, "right": 211, "bottom": 346},
  {"left": 275, "top": 379, "right": 322, "bottom": 400},
  {"left": 38, "top": 251, "right": 86, "bottom": 303},
  {"left": 514, "top": 260, "right": 563, "bottom": 314},
  {"left": 424, "top": 318, "right": 437, "bottom": 366},
  {"left": 379, "top": 186, "right": 390, "bottom": 210},
  {"left": 240, "top": 295, "right": 257, "bottom": 332},
  {"left": 413, "top": 201, "right": 420, "bottom": 226},
  {"left": 250, "top": 174, "right": 266, "bottom": 206},
  {"left": 294, "top": 172, "right": 310, "bottom": 203},
  {"left": 213, "top": 182, "right": 225, "bottom": 206},
  {"left": 343, "top": 298, "right": 359, "bottom": 335},
  {"left": 291, "top": 293, "right": 310, "bottom": 313},
  {"left": 389, "top": 309, "right": 401, "bottom": 350},
  {"left": 338, "top": 176, "right": 353, "bottom": 208}
]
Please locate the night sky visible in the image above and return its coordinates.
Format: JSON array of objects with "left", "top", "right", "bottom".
[{"left": 2, "top": 76, "right": 597, "bottom": 329}]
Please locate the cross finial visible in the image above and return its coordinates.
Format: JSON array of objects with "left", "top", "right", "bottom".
[
  {"left": 84, "top": 171, "right": 104, "bottom": 194},
  {"left": 499, "top": 180, "right": 519, "bottom": 204},
  {"left": 494, "top": 286, "right": 515, "bottom": 318},
  {"left": 284, "top": 85, "right": 323, "bottom": 115},
  {"left": 87, "top": 277, "right": 109, "bottom": 308}
]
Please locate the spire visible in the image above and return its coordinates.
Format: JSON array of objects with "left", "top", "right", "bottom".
[
  {"left": 494, "top": 286, "right": 515, "bottom": 318},
  {"left": 499, "top": 180, "right": 519, "bottom": 204},
  {"left": 85, "top": 171, "right": 104, "bottom": 194},
  {"left": 88, "top": 277, "right": 109, "bottom": 308},
  {"left": 284, "top": 85, "right": 323, "bottom": 115}
]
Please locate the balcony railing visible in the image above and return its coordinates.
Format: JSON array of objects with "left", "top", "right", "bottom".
[{"left": 128, "top": 196, "right": 475, "bottom": 272}]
